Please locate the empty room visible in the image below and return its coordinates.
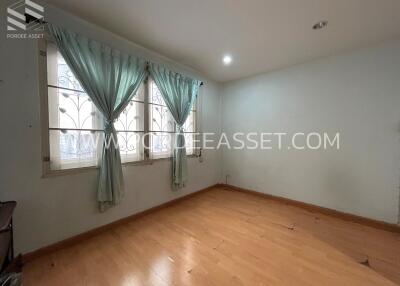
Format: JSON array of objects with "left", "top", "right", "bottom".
[{"left": 1, "top": 0, "right": 400, "bottom": 285}]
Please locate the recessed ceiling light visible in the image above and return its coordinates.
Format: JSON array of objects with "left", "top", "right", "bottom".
[
  {"left": 223, "top": 55, "right": 232, "bottom": 65},
  {"left": 313, "top": 20, "right": 328, "bottom": 30}
]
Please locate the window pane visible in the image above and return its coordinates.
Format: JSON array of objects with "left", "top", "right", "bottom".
[
  {"left": 57, "top": 56, "right": 84, "bottom": 91},
  {"left": 150, "top": 105, "right": 174, "bottom": 132},
  {"left": 49, "top": 130, "right": 101, "bottom": 170},
  {"left": 149, "top": 80, "right": 174, "bottom": 158},
  {"left": 47, "top": 42, "right": 84, "bottom": 92},
  {"left": 48, "top": 87, "right": 100, "bottom": 130},
  {"left": 182, "top": 110, "right": 195, "bottom": 133},
  {"left": 149, "top": 81, "right": 165, "bottom": 105},
  {"left": 191, "top": 98, "right": 197, "bottom": 111},
  {"left": 115, "top": 82, "right": 145, "bottom": 163},
  {"left": 149, "top": 80, "right": 174, "bottom": 132},
  {"left": 118, "top": 132, "right": 144, "bottom": 163},
  {"left": 148, "top": 80, "right": 199, "bottom": 159},
  {"left": 150, "top": 132, "right": 173, "bottom": 159},
  {"left": 132, "top": 81, "right": 145, "bottom": 102},
  {"left": 183, "top": 110, "right": 196, "bottom": 155},
  {"left": 185, "top": 133, "right": 195, "bottom": 155},
  {"left": 114, "top": 101, "right": 144, "bottom": 132}
]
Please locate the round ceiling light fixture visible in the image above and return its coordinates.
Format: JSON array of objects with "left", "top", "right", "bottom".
[
  {"left": 313, "top": 20, "right": 328, "bottom": 30},
  {"left": 223, "top": 55, "right": 232, "bottom": 65}
]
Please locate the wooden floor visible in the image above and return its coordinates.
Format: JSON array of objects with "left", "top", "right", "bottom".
[{"left": 24, "top": 187, "right": 400, "bottom": 286}]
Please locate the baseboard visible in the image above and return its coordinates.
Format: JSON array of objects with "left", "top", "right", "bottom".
[
  {"left": 23, "top": 183, "right": 399, "bottom": 263},
  {"left": 22, "top": 184, "right": 218, "bottom": 263},
  {"left": 221, "top": 184, "right": 400, "bottom": 234}
]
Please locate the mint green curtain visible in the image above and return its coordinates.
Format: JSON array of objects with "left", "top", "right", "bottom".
[
  {"left": 149, "top": 63, "right": 201, "bottom": 189},
  {"left": 48, "top": 24, "right": 147, "bottom": 211}
]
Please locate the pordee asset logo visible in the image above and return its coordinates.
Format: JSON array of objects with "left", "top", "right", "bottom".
[{"left": 6, "top": 0, "right": 45, "bottom": 39}]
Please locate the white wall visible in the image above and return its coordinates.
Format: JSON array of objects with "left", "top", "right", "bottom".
[
  {"left": 0, "top": 4, "right": 222, "bottom": 254},
  {"left": 221, "top": 40, "right": 400, "bottom": 224}
]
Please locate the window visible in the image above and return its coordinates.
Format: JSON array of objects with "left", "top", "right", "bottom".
[
  {"left": 148, "top": 81, "right": 197, "bottom": 159},
  {"left": 46, "top": 42, "right": 103, "bottom": 170},
  {"left": 149, "top": 81, "right": 174, "bottom": 159},
  {"left": 41, "top": 40, "right": 199, "bottom": 173},
  {"left": 113, "top": 84, "right": 145, "bottom": 163}
]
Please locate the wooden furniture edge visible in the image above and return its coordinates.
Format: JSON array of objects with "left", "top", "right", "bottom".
[
  {"left": 22, "top": 184, "right": 218, "bottom": 263},
  {"left": 220, "top": 183, "right": 400, "bottom": 233}
]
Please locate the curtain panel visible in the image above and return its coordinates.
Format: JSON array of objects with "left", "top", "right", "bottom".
[
  {"left": 149, "top": 63, "right": 201, "bottom": 189},
  {"left": 48, "top": 24, "right": 147, "bottom": 211}
]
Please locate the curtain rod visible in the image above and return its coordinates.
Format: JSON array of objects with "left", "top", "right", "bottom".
[
  {"left": 145, "top": 64, "right": 204, "bottom": 86},
  {"left": 40, "top": 19, "right": 205, "bottom": 86}
]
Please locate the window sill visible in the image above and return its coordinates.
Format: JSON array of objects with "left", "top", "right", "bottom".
[
  {"left": 42, "top": 154, "right": 199, "bottom": 178},
  {"left": 42, "top": 165, "right": 98, "bottom": 178},
  {"left": 146, "top": 154, "right": 197, "bottom": 163}
]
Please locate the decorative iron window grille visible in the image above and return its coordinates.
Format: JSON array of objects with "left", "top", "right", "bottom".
[{"left": 44, "top": 41, "right": 198, "bottom": 171}]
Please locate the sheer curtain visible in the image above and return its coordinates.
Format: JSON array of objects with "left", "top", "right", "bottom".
[
  {"left": 149, "top": 63, "right": 201, "bottom": 189},
  {"left": 48, "top": 24, "right": 147, "bottom": 211},
  {"left": 47, "top": 41, "right": 103, "bottom": 170}
]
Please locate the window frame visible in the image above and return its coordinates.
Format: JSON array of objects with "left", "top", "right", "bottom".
[
  {"left": 38, "top": 38, "right": 201, "bottom": 177},
  {"left": 147, "top": 79, "right": 198, "bottom": 159}
]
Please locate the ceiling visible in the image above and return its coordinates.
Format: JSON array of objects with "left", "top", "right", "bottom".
[{"left": 45, "top": 0, "right": 400, "bottom": 82}]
